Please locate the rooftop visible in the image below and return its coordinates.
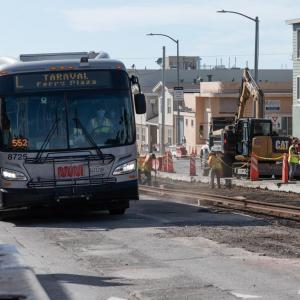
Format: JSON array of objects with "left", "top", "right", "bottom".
[{"left": 286, "top": 18, "right": 300, "bottom": 25}]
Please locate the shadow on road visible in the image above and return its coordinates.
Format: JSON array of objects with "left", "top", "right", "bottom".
[
  {"left": 5, "top": 198, "right": 268, "bottom": 229},
  {"left": 37, "top": 273, "right": 129, "bottom": 300}
]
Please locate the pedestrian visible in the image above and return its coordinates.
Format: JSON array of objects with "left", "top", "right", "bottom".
[
  {"left": 208, "top": 151, "right": 222, "bottom": 189},
  {"left": 288, "top": 138, "right": 299, "bottom": 181}
]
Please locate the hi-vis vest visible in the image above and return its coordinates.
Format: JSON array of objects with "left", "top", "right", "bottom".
[
  {"left": 288, "top": 145, "right": 299, "bottom": 164},
  {"left": 89, "top": 117, "right": 112, "bottom": 134},
  {"left": 142, "top": 154, "right": 152, "bottom": 172},
  {"left": 208, "top": 154, "right": 222, "bottom": 170}
]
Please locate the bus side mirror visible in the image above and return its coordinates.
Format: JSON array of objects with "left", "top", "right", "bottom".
[{"left": 134, "top": 93, "right": 146, "bottom": 114}]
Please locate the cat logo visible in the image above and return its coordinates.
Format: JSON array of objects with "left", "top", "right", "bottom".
[{"left": 275, "top": 140, "right": 289, "bottom": 151}]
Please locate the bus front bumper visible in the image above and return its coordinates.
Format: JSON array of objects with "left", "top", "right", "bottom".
[{"left": 0, "top": 180, "right": 138, "bottom": 210}]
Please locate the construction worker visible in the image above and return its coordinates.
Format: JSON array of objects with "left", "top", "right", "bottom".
[
  {"left": 288, "top": 138, "right": 299, "bottom": 181},
  {"left": 142, "top": 153, "right": 154, "bottom": 185},
  {"left": 88, "top": 108, "right": 114, "bottom": 143},
  {"left": 208, "top": 150, "right": 222, "bottom": 189}
]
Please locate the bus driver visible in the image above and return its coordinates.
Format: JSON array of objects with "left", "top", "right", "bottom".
[{"left": 87, "top": 107, "right": 114, "bottom": 143}]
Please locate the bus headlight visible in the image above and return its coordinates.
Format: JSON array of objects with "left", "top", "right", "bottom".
[
  {"left": 113, "top": 160, "right": 136, "bottom": 176},
  {"left": 1, "top": 168, "right": 27, "bottom": 181}
]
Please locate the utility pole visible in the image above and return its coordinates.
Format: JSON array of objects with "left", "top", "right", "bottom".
[
  {"left": 160, "top": 46, "right": 166, "bottom": 155},
  {"left": 146, "top": 33, "right": 180, "bottom": 144},
  {"left": 217, "top": 10, "right": 261, "bottom": 118}
]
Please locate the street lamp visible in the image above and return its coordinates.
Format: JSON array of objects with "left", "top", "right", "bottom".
[
  {"left": 217, "top": 10, "right": 261, "bottom": 118},
  {"left": 147, "top": 33, "right": 181, "bottom": 145}
]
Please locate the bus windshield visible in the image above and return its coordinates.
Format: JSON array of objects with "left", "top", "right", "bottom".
[{"left": 1, "top": 90, "right": 134, "bottom": 151}]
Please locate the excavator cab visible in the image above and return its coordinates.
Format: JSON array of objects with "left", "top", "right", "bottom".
[
  {"left": 235, "top": 118, "right": 272, "bottom": 157},
  {"left": 251, "top": 120, "right": 272, "bottom": 137}
]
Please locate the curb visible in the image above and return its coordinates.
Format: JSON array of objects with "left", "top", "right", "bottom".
[
  {"left": 153, "top": 171, "right": 300, "bottom": 194},
  {"left": 0, "top": 244, "right": 49, "bottom": 300}
]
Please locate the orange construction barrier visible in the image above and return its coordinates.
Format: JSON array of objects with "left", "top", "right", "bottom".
[
  {"left": 156, "top": 156, "right": 163, "bottom": 171},
  {"left": 282, "top": 153, "right": 288, "bottom": 183},
  {"left": 162, "top": 151, "right": 174, "bottom": 173},
  {"left": 190, "top": 153, "right": 196, "bottom": 176},
  {"left": 250, "top": 153, "right": 259, "bottom": 181}
]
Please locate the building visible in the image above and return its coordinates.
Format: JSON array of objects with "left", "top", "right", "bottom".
[
  {"left": 287, "top": 18, "right": 300, "bottom": 138},
  {"left": 133, "top": 68, "right": 292, "bottom": 154},
  {"left": 196, "top": 81, "right": 292, "bottom": 138},
  {"left": 165, "top": 56, "right": 201, "bottom": 70}
]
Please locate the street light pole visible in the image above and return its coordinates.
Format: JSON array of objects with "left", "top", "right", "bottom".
[
  {"left": 254, "top": 16, "right": 259, "bottom": 85},
  {"left": 176, "top": 40, "right": 180, "bottom": 146},
  {"left": 161, "top": 46, "right": 166, "bottom": 155},
  {"left": 147, "top": 33, "right": 181, "bottom": 144},
  {"left": 217, "top": 10, "right": 262, "bottom": 118}
]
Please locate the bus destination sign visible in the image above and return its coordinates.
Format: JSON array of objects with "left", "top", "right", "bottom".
[{"left": 14, "top": 71, "right": 111, "bottom": 91}]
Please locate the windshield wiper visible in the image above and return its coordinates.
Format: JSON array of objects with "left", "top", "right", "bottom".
[
  {"left": 73, "top": 117, "right": 103, "bottom": 157},
  {"left": 34, "top": 118, "right": 60, "bottom": 163}
]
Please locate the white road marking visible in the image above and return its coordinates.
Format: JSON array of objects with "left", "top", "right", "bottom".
[
  {"left": 231, "top": 292, "right": 262, "bottom": 299},
  {"left": 297, "top": 288, "right": 300, "bottom": 295},
  {"left": 107, "top": 297, "right": 127, "bottom": 300}
]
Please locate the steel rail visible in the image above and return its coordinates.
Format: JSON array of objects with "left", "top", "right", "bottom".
[{"left": 139, "top": 185, "right": 300, "bottom": 221}]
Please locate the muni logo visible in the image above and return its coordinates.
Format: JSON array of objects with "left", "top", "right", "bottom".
[{"left": 57, "top": 165, "right": 84, "bottom": 178}]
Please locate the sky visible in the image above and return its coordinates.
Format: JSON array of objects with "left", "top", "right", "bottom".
[{"left": 1, "top": 0, "right": 299, "bottom": 70}]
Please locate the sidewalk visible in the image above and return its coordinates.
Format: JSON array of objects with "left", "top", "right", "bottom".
[
  {"left": 0, "top": 244, "right": 49, "bottom": 299},
  {"left": 153, "top": 157, "right": 300, "bottom": 194}
]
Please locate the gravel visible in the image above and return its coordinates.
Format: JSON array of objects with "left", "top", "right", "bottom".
[
  {"left": 151, "top": 177, "right": 300, "bottom": 259},
  {"left": 159, "top": 225, "right": 300, "bottom": 259}
]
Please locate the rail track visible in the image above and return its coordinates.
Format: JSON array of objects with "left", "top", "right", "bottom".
[{"left": 139, "top": 185, "right": 300, "bottom": 221}]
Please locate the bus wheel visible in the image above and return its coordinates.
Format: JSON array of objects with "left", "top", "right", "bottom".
[{"left": 109, "top": 208, "right": 126, "bottom": 215}]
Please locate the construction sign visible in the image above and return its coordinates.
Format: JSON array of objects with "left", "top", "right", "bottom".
[
  {"left": 173, "top": 87, "right": 184, "bottom": 103},
  {"left": 266, "top": 114, "right": 282, "bottom": 130}
]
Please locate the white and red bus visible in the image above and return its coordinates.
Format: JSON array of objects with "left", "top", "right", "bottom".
[{"left": 0, "top": 52, "right": 146, "bottom": 216}]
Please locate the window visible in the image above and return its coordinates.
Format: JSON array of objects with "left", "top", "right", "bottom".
[
  {"left": 167, "top": 129, "right": 172, "bottom": 144},
  {"left": 199, "top": 124, "right": 204, "bottom": 138},
  {"left": 279, "top": 116, "right": 292, "bottom": 136},
  {"left": 297, "top": 77, "right": 300, "bottom": 100},
  {"left": 136, "top": 127, "right": 140, "bottom": 141},
  {"left": 141, "top": 127, "right": 145, "bottom": 142},
  {"left": 297, "top": 30, "right": 300, "bottom": 58},
  {"left": 185, "top": 119, "right": 188, "bottom": 126},
  {"left": 191, "top": 119, "right": 194, "bottom": 127},
  {"left": 167, "top": 98, "right": 171, "bottom": 114}
]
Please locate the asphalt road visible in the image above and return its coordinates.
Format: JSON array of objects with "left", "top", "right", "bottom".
[{"left": 0, "top": 195, "right": 299, "bottom": 300}]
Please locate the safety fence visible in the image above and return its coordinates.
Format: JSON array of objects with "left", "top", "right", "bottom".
[{"left": 139, "top": 151, "right": 292, "bottom": 184}]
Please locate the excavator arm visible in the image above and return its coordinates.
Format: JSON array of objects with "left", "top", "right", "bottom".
[{"left": 236, "top": 68, "right": 264, "bottom": 120}]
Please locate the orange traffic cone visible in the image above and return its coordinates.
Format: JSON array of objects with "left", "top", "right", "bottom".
[
  {"left": 250, "top": 153, "right": 259, "bottom": 181},
  {"left": 282, "top": 153, "right": 288, "bottom": 183},
  {"left": 167, "top": 151, "right": 174, "bottom": 173},
  {"left": 190, "top": 155, "right": 196, "bottom": 176}
]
